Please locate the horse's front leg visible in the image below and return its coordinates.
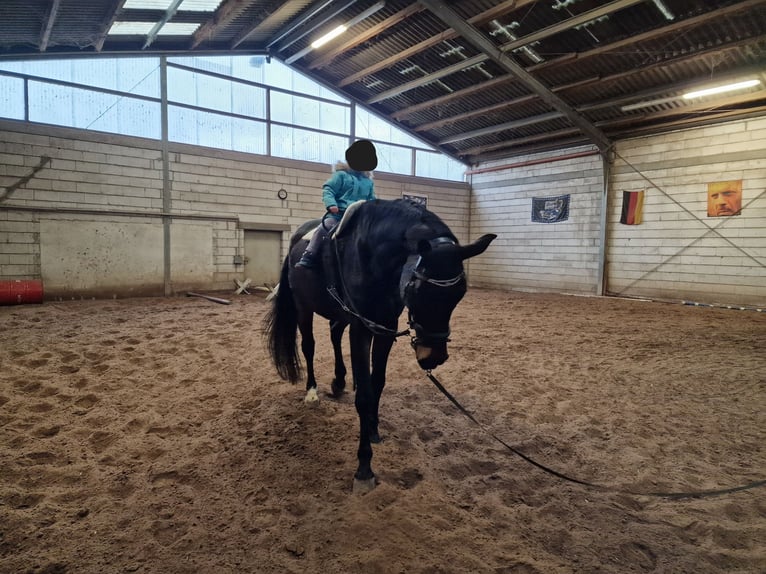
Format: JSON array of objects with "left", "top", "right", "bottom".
[
  {"left": 349, "top": 322, "right": 376, "bottom": 494},
  {"left": 369, "top": 334, "right": 395, "bottom": 444},
  {"left": 329, "top": 319, "right": 347, "bottom": 398},
  {"left": 297, "top": 313, "right": 319, "bottom": 405}
]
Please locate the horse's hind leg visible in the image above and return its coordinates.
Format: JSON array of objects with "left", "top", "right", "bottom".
[
  {"left": 297, "top": 313, "right": 319, "bottom": 405},
  {"left": 329, "top": 320, "right": 347, "bottom": 398}
]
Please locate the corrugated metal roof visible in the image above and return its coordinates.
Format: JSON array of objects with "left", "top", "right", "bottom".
[{"left": 0, "top": 0, "right": 764, "bottom": 164}]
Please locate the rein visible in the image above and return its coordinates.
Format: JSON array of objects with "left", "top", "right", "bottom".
[
  {"left": 328, "top": 236, "right": 409, "bottom": 338},
  {"left": 424, "top": 369, "right": 766, "bottom": 500},
  {"left": 327, "top": 285, "right": 409, "bottom": 338},
  {"left": 328, "top": 232, "right": 463, "bottom": 342}
]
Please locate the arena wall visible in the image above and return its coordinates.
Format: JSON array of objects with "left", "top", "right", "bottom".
[
  {"left": 467, "top": 145, "right": 606, "bottom": 295},
  {"left": 0, "top": 119, "right": 470, "bottom": 298},
  {"left": 467, "top": 117, "right": 766, "bottom": 307},
  {"left": 608, "top": 118, "right": 766, "bottom": 307}
]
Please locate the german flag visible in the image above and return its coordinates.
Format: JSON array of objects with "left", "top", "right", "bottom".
[{"left": 620, "top": 190, "right": 644, "bottom": 225}]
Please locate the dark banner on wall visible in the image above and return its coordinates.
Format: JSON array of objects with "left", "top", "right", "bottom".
[
  {"left": 620, "top": 190, "right": 645, "bottom": 225},
  {"left": 531, "top": 194, "right": 570, "bottom": 223}
]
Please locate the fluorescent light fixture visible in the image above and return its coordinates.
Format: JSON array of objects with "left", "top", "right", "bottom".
[
  {"left": 620, "top": 96, "right": 680, "bottom": 112},
  {"left": 683, "top": 79, "right": 761, "bottom": 99},
  {"left": 652, "top": 0, "right": 674, "bottom": 20},
  {"left": 311, "top": 25, "right": 347, "bottom": 49},
  {"left": 285, "top": 1, "right": 385, "bottom": 64}
]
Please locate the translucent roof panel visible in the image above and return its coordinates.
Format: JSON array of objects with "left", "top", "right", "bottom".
[
  {"left": 180, "top": 0, "right": 223, "bottom": 11},
  {"left": 108, "top": 22, "right": 156, "bottom": 35},
  {"left": 123, "top": 0, "right": 173, "bottom": 9},
  {"left": 157, "top": 23, "right": 200, "bottom": 35}
]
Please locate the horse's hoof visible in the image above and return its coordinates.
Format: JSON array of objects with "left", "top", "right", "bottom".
[
  {"left": 352, "top": 476, "right": 376, "bottom": 495},
  {"left": 304, "top": 387, "right": 320, "bottom": 406},
  {"left": 370, "top": 431, "right": 382, "bottom": 444}
]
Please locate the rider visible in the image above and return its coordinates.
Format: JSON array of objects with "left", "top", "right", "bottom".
[{"left": 295, "top": 139, "right": 378, "bottom": 269}]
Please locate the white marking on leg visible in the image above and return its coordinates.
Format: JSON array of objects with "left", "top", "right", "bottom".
[{"left": 304, "top": 387, "right": 319, "bottom": 405}]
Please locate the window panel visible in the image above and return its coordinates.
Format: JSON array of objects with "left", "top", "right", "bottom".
[
  {"left": 416, "top": 150, "right": 466, "bottom": 182},
  {"left": 28, "top": 81, "right": 160, "bottom": 139},
  {"left": 271, "top": 93, "right": 349, "bottom": 133},
  {"left": 271, "top": 125, "right": 347, "bottom": 164},
  {"left": 0, "top": 75, "right": 24, "bottom": 120},
  {"left": 373, "top": 142, "right": 412, "bottom": 176},
  {"left": 169, "top": 106, "right": 266, "bottom": 154}
]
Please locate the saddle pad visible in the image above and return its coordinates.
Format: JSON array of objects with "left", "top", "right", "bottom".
[{"left": 332, "top": 199, "right": 365, "bottom": 238}]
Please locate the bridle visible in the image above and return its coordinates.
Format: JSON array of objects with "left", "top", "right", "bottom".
[
  {"left": 328, "top": 234, "right": 464, "bottom": 345},
  {"left": 401, "top": 237, "right": 466, "bottom": 349}
]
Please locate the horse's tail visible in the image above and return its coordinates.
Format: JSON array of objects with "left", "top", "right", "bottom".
[{"left": 263, "top": 256, "right": 302, "bottom": 383}]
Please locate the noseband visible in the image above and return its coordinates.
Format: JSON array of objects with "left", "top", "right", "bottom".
[{"left": 401, "top": 237, "right": 465, "bottom": 348}]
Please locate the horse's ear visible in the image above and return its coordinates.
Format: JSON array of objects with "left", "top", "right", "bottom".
[
  {"left": 417, "top": 239, "right": 432, "bottom": 255},
  {"left": 459, "top": 234, "right": 497, "bottom": 261}
]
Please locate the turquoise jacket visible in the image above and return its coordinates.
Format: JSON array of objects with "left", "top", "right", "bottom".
[{"left": 322, "top": 163, "right": 376, "bottom": 218}]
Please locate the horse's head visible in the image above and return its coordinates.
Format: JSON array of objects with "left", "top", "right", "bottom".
[{"left": 402, "top": 233, "right": 496, "bottom": 370}]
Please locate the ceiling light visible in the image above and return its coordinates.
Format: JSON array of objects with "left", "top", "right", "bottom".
[
  {"left": 683, "top": 79, "right": 761, "bottom": 99},
  {"left": 620, "top": 96, "right": 680, "bottom": 112},
  {"left": 311, "top": 25, "right": 347, "bottom": 49},
  {"left": 285, "top": 1, "right": 385, "bottom": 64},
  {"left": 652, "top": 0, "right": 674, "bottom": 20}
]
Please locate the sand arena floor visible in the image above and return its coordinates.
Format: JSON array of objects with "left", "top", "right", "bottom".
[{"left": 1, "top": 288, "right": 764, "bottom": 573}]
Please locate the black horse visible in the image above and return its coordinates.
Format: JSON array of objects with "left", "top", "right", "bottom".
[{"left": 264, "top": 198, "right": 496, "bottom": 493}]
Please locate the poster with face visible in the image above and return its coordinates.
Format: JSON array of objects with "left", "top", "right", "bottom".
[{"left": 707, "top": 180, "right": 742, "bottom": 217}]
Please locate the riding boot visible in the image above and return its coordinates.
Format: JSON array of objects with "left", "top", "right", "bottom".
[
  {"left": 295, "top": 250, "right": 318, "bottom": 269},
  {"left": 296, "top": 222, "right": 330, "bottom": 269}
]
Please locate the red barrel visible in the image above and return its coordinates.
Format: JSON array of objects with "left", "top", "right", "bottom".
[{"left": 0, "top": 279, "right": 44, "bottom": 305}]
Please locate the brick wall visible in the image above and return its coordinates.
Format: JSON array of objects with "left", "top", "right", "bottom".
[
  {"left": 608, "top": 117, "right": 766, "bottom": 306},
  {"left": 468, "top": 145, "right": 605, "bottom": 295},
  {"left": 0, "top": 119, "right": 470, "bottom": 298}
]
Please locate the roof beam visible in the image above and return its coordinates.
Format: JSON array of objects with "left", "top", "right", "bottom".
[
  {"left": 450, "top": 69, "right": 766, "bottom": 159},
  {"left": 414, "top": 93, "right": 538, "bottom": 132},
  {"left": 144, "top": 0, "right": 184, "bottom": 50},
  {"left": 94, "top": 0, "right": 129, "bottom": 52},
  {"left": 438, "top": 111, "right": 565, "bottom": 145},
  {"left": 366, "top": 0, "right": 634, "bottom": 105},
  {"left": 266, "top": 0, "right": 335, "bottom": 49},
  {"left": 40, "top": 0, "right": 62, "bottom": 52},
  {"left": 276, "top": 0, "right": 361, "bottom": 53},
  {"left": 531, "top": 0, "right": 766, "bottom": 73},
  {"left": 366, "top": 53, "right": 487, "bottom": 104},
  {"left": 230, "top": 1, "right": 298, "bottom": 48},
  {"left": 418, "top": 0, "right": 612, "bottom": 153},
  {"left": 499, "top": 0, "right": 645, "bottom": 54},
  {"left": 308, "top": 3, "right": 425, "bottom": 69},
  {"left": 338, "top": 0, "right": 533, "bottom": 87},
  {"left": 393, "top": 5, "right": 765, "bottom": 123},
  {"left": 460, "top": 128, "right": 584, "bottom": 158},
  {"left": 390, "top": 75, "right": 514, "bottom": 120},
  {"left": 191, "top": 0, "right": 255, "bottom": 50},
  {"left": 422, "top": 42, "right": 765, "bottom": 147}
]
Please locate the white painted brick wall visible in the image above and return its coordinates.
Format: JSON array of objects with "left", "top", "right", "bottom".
[
  {"left": 469, "top": 146, "right": 605, "bottom": 295},
  {"left": 0, "top": 120, "right": 469, "bottom": 296},
  {"left": 608, "top": 118, "right": 766, "bottom": 306}
]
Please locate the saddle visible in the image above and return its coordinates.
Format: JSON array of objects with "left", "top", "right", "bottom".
[{"left": 301, "top": 199, "right": 365, "bottom": 242}]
